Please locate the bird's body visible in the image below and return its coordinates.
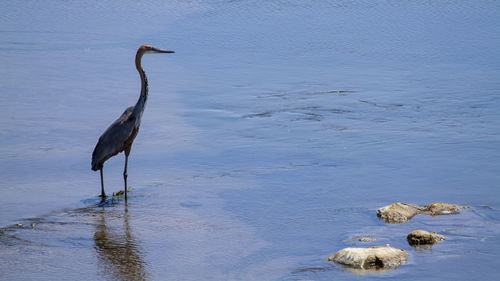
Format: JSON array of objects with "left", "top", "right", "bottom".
[
  {"left": 92, "top": 45, "right": 174, "bottom": 200},
  {"left": 91, "top": 105, "right": 138, "bottom": 171}
]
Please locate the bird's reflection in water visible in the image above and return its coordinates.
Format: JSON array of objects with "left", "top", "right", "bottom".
[{"left": 94, "top": 204, "right": 147, "bottom": 280}]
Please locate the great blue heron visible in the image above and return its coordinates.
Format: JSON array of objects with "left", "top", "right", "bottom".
[{"left": 91, "top": 45, "right": 174, "bottom": 200}]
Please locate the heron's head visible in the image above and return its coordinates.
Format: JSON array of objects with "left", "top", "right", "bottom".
[{"left": 140, "top": 44, "right": 175, "bottom": 55}]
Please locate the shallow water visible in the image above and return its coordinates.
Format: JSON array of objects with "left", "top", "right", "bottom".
[{"left": 1, "top": 1, "right": 500, "bottom": 280}]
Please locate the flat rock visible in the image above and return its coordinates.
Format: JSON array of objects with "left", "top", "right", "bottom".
[
  {"left": 355, "top": 236, "right": 376, "bottom": 243},
  {"left": 344, "top": 235, "right": 376, "bottom": 244},
  {"left": 327, "top": 245, "right": 408, "bottom": 270},
  {"left": 377, "top": 202, "right": 469, "bottom": 223},
  {"left": 407, "top": 230, "right": 446, "bottom": 246},
  {"left": 421, "top": 203, "right": 469, "bottom": 216}
]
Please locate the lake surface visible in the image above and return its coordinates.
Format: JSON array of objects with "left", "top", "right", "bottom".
[{"left": 1, "top": 1, "right": 500, "bottom": 280}]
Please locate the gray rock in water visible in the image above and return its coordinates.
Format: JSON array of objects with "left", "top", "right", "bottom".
[
  {"left": 407, "top": 230, "right": 446, "bottom": 246},
  {"left": 356, "top": 236, "right": 376, "bottom": 243},
  {"left": 343, "top": 235, "right": 376, "bottom": 245},
  {"left": 377, "top": 202, "right": 469, "bottom": 223},
  {"left": 327, "top": 245, "right": 408, "bottom": 270},
  {"left": 377, "top": 203, "right": 423, "bottom": 223},
  {"left": 421, "top": 203, "right": 469, "bottom": 216}
]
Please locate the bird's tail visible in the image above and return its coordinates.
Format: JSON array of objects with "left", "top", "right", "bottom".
[
  {"left": 91, "top": 161, "right": 100, "bottom": 171},
  {"left": 91, "top": 154, "right": 101, "bottom": 171}
]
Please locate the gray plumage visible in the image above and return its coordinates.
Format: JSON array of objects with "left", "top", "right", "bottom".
[
  {"left": 91, "top": 45, "right": 174, "bottom": 200},
  {"left": 91, "top": 106, "right": 137, "bottom": 171}
]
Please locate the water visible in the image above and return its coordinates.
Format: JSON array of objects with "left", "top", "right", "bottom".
[{"left": 1, "top": 1, "right": 500, "bottom": 280}]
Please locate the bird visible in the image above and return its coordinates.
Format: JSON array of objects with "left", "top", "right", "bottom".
[{"left": 91, "top": 45, "right": 174, "bottom": 200}]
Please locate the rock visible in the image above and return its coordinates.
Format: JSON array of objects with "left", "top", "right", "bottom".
[
  {"left": 344, "top": 236, "right": 376, "bottom": 244},
  {"left": 377, "top": 203, "right": 423, "bottom": 223},
  {"left": 327, "top": 245, "right": 408, "bottom": 270},
  {"left": 356, "top": 236, "right": 376, "bottom": 243},
  {"left": 407, "top": 230, "right": 446, "bottom": 246},
  {"left": 421, "top": 203, "right": 469, "bottom": 216},
  {"left": 377, "top": 202, "right": 469, "bottom": 223}
]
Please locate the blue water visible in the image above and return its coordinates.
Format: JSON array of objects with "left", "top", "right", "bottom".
[{"left": 1, "top": 1, "right": 500, "bottom": 280}]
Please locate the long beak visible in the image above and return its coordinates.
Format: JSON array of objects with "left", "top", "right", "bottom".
[{"left": 152, "top": 47, "right": 175, "bottom": 53}]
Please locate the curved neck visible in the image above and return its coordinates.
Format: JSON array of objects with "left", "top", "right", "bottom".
[{"left": 133, "top": 52, "right": 148, "bottom": 118}]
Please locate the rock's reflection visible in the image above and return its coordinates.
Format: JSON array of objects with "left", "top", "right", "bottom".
[{"left": 94, "top": 204, "right": 147, "bottom": 280}]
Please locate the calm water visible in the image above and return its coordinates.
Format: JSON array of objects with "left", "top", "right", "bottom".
[{"left": 1, "top": 1, "right": 500, "bottom": 280}]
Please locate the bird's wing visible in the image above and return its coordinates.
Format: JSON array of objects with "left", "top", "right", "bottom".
[{"left": 92, "top": 106, "right": 136, "bottom": 170}]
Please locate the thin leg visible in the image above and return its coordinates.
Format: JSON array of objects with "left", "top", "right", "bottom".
[
  {"left": 123, "top": 154, "right": 129, "bottom": 201},
  {"left": 100, "top": 168, "right": 106, "bottom": 198}
]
